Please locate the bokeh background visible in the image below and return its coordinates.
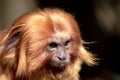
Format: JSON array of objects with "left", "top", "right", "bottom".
[{"left": 0, "top": 0, "right": 120, "bottom": 80}]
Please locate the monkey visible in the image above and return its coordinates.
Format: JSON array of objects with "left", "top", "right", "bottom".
[{"left": 0, "top": 8, "right": 96, "bottom": 80}]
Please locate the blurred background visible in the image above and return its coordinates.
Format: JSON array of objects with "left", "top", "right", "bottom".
[{"left": 0, "top": 0, "right": 120, "bottom": 80}]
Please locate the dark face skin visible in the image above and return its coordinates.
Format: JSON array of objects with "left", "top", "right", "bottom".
[{"left": 47, "top": 34, "right": 71, "bottom": 68}]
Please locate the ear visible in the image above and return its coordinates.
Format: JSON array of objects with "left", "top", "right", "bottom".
[
  {"left": 2, "top": 24, "right": 28, "bottom": 77},
  {"left": 3, "top": 24, "right": 25, "bottom": 51},
  {"left": 0, "top": 24, "right": 25, "bottom": 68}
]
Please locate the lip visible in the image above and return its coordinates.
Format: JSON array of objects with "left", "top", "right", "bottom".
[
  {"left": 49, "top": 60, "right": 69, "bottom": 69},
  {"left": 57, "top": 61, "right": 67, "bottom": 68}
]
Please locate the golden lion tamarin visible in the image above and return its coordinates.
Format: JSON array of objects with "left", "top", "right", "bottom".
[{"left": 0, "top": 8, "right": 96, "bottom": 80}]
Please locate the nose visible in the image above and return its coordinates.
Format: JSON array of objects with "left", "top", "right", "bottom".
[{"left": 57, "top": 47, "right": 68, "bottom": 61}]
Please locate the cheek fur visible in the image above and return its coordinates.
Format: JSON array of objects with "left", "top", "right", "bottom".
[{"left": 68, "top": 47, "right": 80, "bottom": 63}]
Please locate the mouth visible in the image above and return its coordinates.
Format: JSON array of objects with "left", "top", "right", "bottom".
[
  {"left": 45, "top": 61, "right": 68, "bottom": 73},
  {"left": 49, "top": 60, "right": 68, "bottom": 68}
]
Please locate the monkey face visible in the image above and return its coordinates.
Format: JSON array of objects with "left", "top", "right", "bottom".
[{"left": 47, "top": 32, "right": 71, "bottom": 68}]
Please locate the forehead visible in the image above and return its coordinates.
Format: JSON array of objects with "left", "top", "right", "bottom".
[{"left": 52, "top": 30, "right": 70, "bottom": 40}]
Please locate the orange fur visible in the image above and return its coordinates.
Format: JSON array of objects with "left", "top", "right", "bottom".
[{"left": 0, "top": 8, "right": 96, "bottom": 80}]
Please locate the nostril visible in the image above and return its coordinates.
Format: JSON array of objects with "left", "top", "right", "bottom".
[{"left": 58, "top": 56, "right": 66, "bottom": 61}]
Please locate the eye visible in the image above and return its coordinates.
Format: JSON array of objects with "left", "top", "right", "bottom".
[
  {"left": 48, "top": 42, "right": 58, "bottom": 48},
  {"left": 64, "top": 40, "right": 71, "bottom": 47}
]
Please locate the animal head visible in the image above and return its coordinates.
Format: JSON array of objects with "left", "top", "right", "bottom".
[{"left": 0, "top": 8, "right": 95, "bottom": 77}]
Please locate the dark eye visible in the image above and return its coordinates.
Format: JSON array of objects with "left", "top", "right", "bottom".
[
  {"left": 64, "top": 40, "right": 71, "bottom": 47},
  {"left": 49, "top": 42, "right": 58, "bottom": 48}
]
